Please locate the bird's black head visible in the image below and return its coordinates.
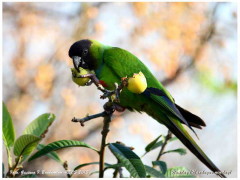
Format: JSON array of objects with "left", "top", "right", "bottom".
[{"left": 68, "top": 39, "right": 93, "bottom": 71}]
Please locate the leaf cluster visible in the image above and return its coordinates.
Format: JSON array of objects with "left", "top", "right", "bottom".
[
  {"left": 2, "top": 102, "right": 55, "bottom": 177},
  {"left": 2, "top": 102, "right": 194, "bottom": 178}
]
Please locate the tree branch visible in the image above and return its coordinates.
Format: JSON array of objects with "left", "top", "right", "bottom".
[
  {"left": 99, "top": 113, "right": 112, "bottom": 178},
  {"left": 98, "top": 101, "right": 116, "bottom": 178}
]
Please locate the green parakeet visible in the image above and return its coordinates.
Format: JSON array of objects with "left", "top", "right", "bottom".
[{"left": 68, "top": 39, "right": 226, "bottom": 178}]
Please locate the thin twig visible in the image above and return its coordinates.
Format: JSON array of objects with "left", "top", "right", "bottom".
[
  {"left": 6, "top": 148, "right": 12, "bottom": 175},
  {"left": 156, "top": 130, "right": 172, "bottom": 161},
  {"left": 72, "top": 112, "right": 106, "bottom": 126},
  {"left": 112, "top": 160, "right": 123, "bottom": 178},
  {"left": 112, "top": 160, "right": 120, "bottom": 178},
  {"left": 113, "top": 168, "right": 118, "bottom": 178},
  {"left": 119, "top": 167, "right": 123, "bottom": 178},
  {"left": 63, "top": 161, "right": 71, "bottom": 178},
  {"left": 6, "top": 156, "right": 22, "bottom": 178},
  {"left": 113, "top": 167, "right": 123, "bottom": 178}
]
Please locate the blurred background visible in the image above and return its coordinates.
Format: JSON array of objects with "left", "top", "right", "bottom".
[{"left": 2, "top": 2, "right": 237, "bottom": 178}]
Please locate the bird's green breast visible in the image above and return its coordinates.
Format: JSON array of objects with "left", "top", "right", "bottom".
[{"left": 96, "top": 64, "right": 119, "bottom": 90}]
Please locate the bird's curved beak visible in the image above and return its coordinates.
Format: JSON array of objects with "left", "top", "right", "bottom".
[{"left": 72, "top": 56, "right": 81, "bottom": 72}]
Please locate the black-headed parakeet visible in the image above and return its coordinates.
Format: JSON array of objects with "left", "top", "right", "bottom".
[{"left": 68, "top": 39, "right": 226, "bottom": 178}]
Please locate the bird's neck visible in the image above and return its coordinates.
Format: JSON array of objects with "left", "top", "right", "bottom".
[{"left": 90, "top": 43, "right": 110, "bottom": 71}]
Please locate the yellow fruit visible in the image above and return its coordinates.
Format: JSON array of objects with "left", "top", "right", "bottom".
[
  {"left": 71, "top": 67, "right": 91, "bottom": 86},
  {"left": 127, "top": 72, "right": 147, "bottom": 94}
]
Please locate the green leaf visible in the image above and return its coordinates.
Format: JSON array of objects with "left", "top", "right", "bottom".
[
  {"left": 73, "top": 162, "right": 113, "bottom": 172},
  {"left": 104, "top": 163, "right": 122, "bottom": 171},
  {"left": 144, "top": 165, "right": 165, "bottom": 178},
  {"left": 151, "top": 141, "right": 164, "bottom": 150},
  {"left": 73, "top": 162, "right": 100, "bottom": 171},
  {"left": 37, "top": 144, "right": 63, "bottom": 164},
  {"left": 28, "top": 140, "right": 98, "bottom": 162},
  {"left": 143, "top": 135, "right": 179, "bottom": 157},
  {"left": 145, "top": 135, "right": 162, "bottom": 153},
  {"left": 109, "top": 143, "right": 146, "bottom": 178},
  {"left": 143, "top": 141, "right": 164, "bottom": 157},
  {"left": 147, "top": 137, "right": 179, "bottom": 155},
  {"left": 71, "top": 162, "right": 113, "bottom": 178},
  {"left": 165, "top": 167, "right": 195, "bottom": 178},
  {"left": 152, "top": 161, "right": 167, "bottom": 174},
  {"left": 168, "top": 137, "right": 178, "bottom": 142},
  {"left": 89, "top": 171, "right": 99, "bottom": 176},
  {"left": 13, "top": 134, "right": 41, "bottom": 157},
  {"left": 23, "top": 113, "right": 55, "bottom": 138},
  {"left": 2, "top": 102, "right": 15, "bottom": 148},
  {"left": 163, "top": 148, "right": 187, "bottom": 156}
]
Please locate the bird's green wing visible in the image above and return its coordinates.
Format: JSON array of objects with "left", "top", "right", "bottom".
[
  {"left": 103, "top": 47, "right": 190, "bottom": 121},
  {"left": 103, "top": 47, "right": 193, "bottom": 127},
  {"left": 103, "top": 47, "right": 174, "bottom": 101},
  {"left": 143, "top": 87, "right": 198, "bottom": 137}
]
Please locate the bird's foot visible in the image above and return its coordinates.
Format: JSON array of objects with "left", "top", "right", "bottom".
[
  {"left": 100, "top": 89, "right": 115, "bottom": 100},
  {"left": 113, "top": 103, "right": 126, "bottom": 112},
  {"left": 100, "top": 83, "right": 122, "bottom": 102},
  {"left": 85, "top": 80, "right": 93, "bottom": 86}
]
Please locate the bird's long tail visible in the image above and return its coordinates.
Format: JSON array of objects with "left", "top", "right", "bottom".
[
  {"left": 143, "top": 87, "right": 225, "bottom": 177},
  {"left": 163, "top": 115, "right": 226, "bottom": 178}
]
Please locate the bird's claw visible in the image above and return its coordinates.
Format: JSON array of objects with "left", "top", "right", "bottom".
[
  {"left": 72, "top": 72, "right": 82, "bottom": 78},
  {"left": 100, "top": 89, "right": 115, "bottom": 99},
  {"left": 113, "top": 89, "right": 120, "bottom": 103},
  {"left": 85, "top": 80, "right": 93, "bottom": 86},
  {"left": 100, "top": 83, "right": 121, "bottom": 102},
  {"left": 72, "top": 71, "right": 77, "bottom": 78}
]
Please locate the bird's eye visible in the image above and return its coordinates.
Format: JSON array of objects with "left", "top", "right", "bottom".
[{"left": 83, "top": 49, "right": 88, "bottom": 55}]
